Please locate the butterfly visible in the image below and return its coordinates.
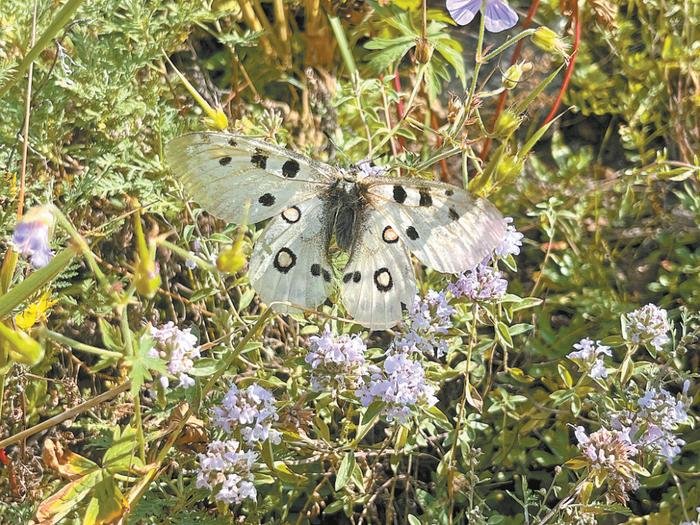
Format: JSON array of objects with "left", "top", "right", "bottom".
[{"left": 166, "top": 132, "right": 506, "bottom": 330}]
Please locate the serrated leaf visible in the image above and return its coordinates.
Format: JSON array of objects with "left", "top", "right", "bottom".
[{"left": 125, "top": 333, "right": 167, "bottom": 396}]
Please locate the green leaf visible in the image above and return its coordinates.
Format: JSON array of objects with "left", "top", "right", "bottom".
[
  {"left": 103, "top": 426, "right": 143, "bottom": 474},
  {"left": 353, "top": 400, "right": 385, "bottom": 444},
  {"left": 36, "top": 470, "right": 102, "bottom": 524},
  {"left": 124, "top": 333, "right": 167, "bottom": 396},
  {"left": 408, "top": 515, "right": 422, "bottom": 525},
  {"left": 335, "top": 452, "right": 356, "bottom": 491}
]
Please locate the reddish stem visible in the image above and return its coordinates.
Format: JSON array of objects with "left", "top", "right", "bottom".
[
  {"left": 480, "top": 0, "right": 541, "bottom": 161},
  {"left": 542, "top": 1, "right": 580, "bottom": 124}
]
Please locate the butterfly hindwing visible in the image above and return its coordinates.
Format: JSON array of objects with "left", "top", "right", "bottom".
[
  {"left": 248, "top": 197, "right": 333, "bottom": 312},
  {"left": 340, "top": 209, "right": 417, "bottom": 330},
  {"left": 166, "top": 132, "right": 332, "bottom": 224},
  {"left": 364, "top": 177, "right": 505, "bottom": 274}
]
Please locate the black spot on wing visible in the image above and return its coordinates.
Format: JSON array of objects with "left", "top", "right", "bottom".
[
  {"left": 228, "top": 138, "right": 238, "bottom": 147},
  {"left": 449, "top": 207, "right": 459, "bottom": 221},
  {"left": 219, "top": 156, "right": 232, "bottom": 166},
  {"left": 282, "top": 159, "right": 300, "bottom": 178},
  {"left": 282, "top": 206, "right": 301, "bottom": 223},
  {"left": 445, "top": 188, "right": 454, "bottom": 197},
  {"left": 322, "top": 269, "right": 332, "bottom": 283},
  {"left": 343, "top": 272, "right": 353, "bottom": 284},
  {"left": 382, "top": 225, "right": 399, "bottom": 244},
  {"left": 259, "top": 193, "right": 275, "bottom": 206},
  {"left": 419, "top": 189, "right": 432, "bottom": 207},
  {"left": 393, "top": 185, "right": 407, "bottom": 204},
  {"left": 273, "top": 248, "right": 296, "bottom": 273},
  {"left": 373, "top": 267, "right": 393, "bottom": 292},
  {"left": 352, "top": 271, "right": 361, "bottom": 283},
  {"left": 406, "top": 226, "right": 419, "bottom": 240},
  {"left": 311, "top": 263, "right": 321, "bottom": 277},
  {"left": 251, "top": 149, "right": 267, "bottom": 169}
]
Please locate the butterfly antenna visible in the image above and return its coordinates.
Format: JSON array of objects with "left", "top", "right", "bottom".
[{"left": 323, "top": 132, "right": 351, "bottom": 165}]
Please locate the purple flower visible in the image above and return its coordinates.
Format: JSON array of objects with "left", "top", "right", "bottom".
[
  {"left": 357, "top": 352, "right": 437, "bottom": 423},
  {"left": 447, "top": 0, "right": 518, "bottom": 33},
  {"left": 213, "top": 383, "right": 281, "bottom": 445},
  {"left": 494, "top": 217, "right": 524, "bottom": 258},
  {"left": 305, "top": 326, "right": 368, "bottom": 392},
  {"left": 567, "top": 338, "right": 611, "bottom": 379},
  {"left": 196, "top": 439, "right": 258, "bottom": 505},
  {"left": 150, "top": 322, "right": 201, "bottom": 388},
  {"left": 12, "top": 207, "right": 55, "bottom": 269},
  {"left": 448, "top": 264, "right": 508, "bottom": 301},
  {"left": 623, "top": 304, "right": 670, "bottom": 352},
  {"left": 394, "top": 291, "right": 455, "bottom": 358}
]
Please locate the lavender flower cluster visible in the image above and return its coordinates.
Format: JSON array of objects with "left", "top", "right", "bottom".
[
  {"left": 306, "top": 326, "right": 368, "bottom": 392},
  {"left": 567, "top": 338, "right": 611, "bottom": 379},
  {"left": 574, "top": 426, "right": 640, "bottom": 504},
  {"left": 611, "top": 384, "right": 690, "bottom": 462},
  {"left": 149, "top": 322, "right": 201, "bottom": 389},
  {"left": 624, "top": 303, "right": 670, "bottom": 352},
  {"left": 358, "top": 352, "right": 438, "bottom": 423},
  {"left": 448, "top": 264, "right": 508, "bottom": 302},
  {"left": 12, "top": 207, "right": 55, "bottom": 269},
  {"left": 196, "top": 439, "right": 258, "bottom": 505},
  {"left": 213, "top": 383, "right": 281, "bottom": 445},
  {"left": 395, "top": 291, "right": 455, "bottom": 358}
]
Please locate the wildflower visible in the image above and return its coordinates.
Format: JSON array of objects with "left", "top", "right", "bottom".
[
  {"left": 305, "top": 326, "right": 368, "bottom": 392},
  {"left": 448, "top": 264, "right": 508, "bottom": 301},
  {"left": 150, "top": 322, "right": 201, "bottom": 389},
  {"left": 623, "top": 304, "right": 670, "bottom": 352},
  {"left": 213, "top": 383, "right": 281, "bottom": 445},
  {"left": 357, "top": 352, "right": 437, "bottom": 423},
  {"left": 567, "top": 338, "right": 611, "bottom": 379},
  {"left": 196, "top": 439, "right": 257, "bottom": 505},
  {"left": 494, "top": 217, "right": 524, "bottom": 258},
  {"left": 12, "top": 207, "right": 55, "bottom": 269},
  {"left": 447, "top": 0, "right": 518, "bottom": 33},
  {"left": 612, "top": 386, "right": 689, "bottom": 461},
  {"left": 574, "top": 426, "right": 640, "bottom": 504},
  {"left": 394, "top": 291, "right": 454, "bottom": 358}
]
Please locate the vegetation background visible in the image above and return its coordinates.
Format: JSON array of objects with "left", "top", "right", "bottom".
[{"left": 0, "top": 0, "right": 698, "bottom": 524}]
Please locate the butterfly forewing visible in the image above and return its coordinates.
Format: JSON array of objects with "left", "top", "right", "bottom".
[
  {"left": 364, "top": 177, "right": 505, "bottom": 274},
  {"left": 249, "top": 197, "right": 333, "bottom": 313},
  {"left": 166, "top": 133, "right": 332, "bottom": 224},
  {"left": 340, "top": 209, "right": 417, "bottom": 330}
]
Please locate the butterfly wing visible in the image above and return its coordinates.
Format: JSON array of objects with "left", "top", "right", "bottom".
[
  {"left": 165, "top": 132, "right": 333, "bottom": 224},
  {"left": 363, "top": 177, "right": 505, "bottom": 274},
  {"left": 340, "top": 209, "right": 417, "bottom": 330},
  {"left": 248, "top": 197, "right": 333, "bottom": 312}
]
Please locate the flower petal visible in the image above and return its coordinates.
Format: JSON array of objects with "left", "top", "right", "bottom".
[
  {"left": 484, "top": 0, "right": 518, "bottom": 32},
  {"left": 447, "top": 0, "right": 482, "bottom": 26}
]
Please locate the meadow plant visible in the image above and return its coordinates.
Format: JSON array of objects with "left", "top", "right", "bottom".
[{"left": 0, "top": 0, "right": 697, "bottom": 523}]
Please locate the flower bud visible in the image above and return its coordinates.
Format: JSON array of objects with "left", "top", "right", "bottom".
[
  {"left": 0, "top": 323, "right": 44, "bottom": 366},
  {"left": 415, "top": 37, "right": 433, "bottom": 64},
  {"left": 133, "top": 209, "right": 161, "bottom": 298},
  {"left": 493, "top": 109, "right": 522, "bottom": 139},
  {"left": 532, "top": 27, "right": 570, "bottom": 58},
  {"left": 502, "top": 61, "right": 532, "bottom": 90},
  {"left": 216, "top": 239, "right": 246, "bottom": 274},
  {"left": 496, "top": 154, "right": 522, "bottom": 183}
]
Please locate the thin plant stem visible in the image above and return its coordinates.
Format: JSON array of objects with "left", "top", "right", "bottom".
[{"left": 17, "top": 1, "right": 37, "bottom": 220}]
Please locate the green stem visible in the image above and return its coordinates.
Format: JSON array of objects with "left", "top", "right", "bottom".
[
  {"left": 158, "top": 239, "right": 217, "bottom": 273},
  {"left": 481, "top": 29, "right": 536, "bottom": 62},
  {"left": 40, "top": 328, "right": 123, "bottom": 359}
]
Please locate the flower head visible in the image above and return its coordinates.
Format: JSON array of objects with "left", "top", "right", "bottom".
[
  {"left": 12, "top": 207, "right": 55, "bottom": 269},
  {"left": 306, "top": 326, "right": 368, "bottom": 392},
  {"left": 612, "top": 386, "right": 689, "bottom": 462},
  {"left": 567, "top": 338, "right": 611, "bottom": 379},
  {"left": 150, "top": 322, "right": 201, "bottom": 389},
  {"left": 624, "top": 304, "right": 670, "bottom": 352},
  {"left": 448, "top": 264, "right": 508, "bottom": 301},
  {"left": 447, "top": 0, "right": 518, "bottom": 33},
  {"left": 196, "top": 439, "right": 257, "bottom": 505},
  {"left": 574, "top": 426, "right": 640, "bottom": 504},
  {"left": 357, "top": 352, "right": 437, "bottom": 423},
  {"left": 494, "top": 217, "right": 524, "bottom": 258},
  {"left": 394, "top": 291, "right": 454, "bottom": 358},
  {"left": 213, "top": 383, "right": 281, "bottom": 445}
]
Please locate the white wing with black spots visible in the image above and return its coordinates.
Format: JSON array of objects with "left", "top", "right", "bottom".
[
  {"left": 248, "top": 197, "right": 333, "bottom": 313},
  {"left": 166, "top": 132, "right": 334, "bottom": 224},
  {"left": 364, "top": 177, "right": 505, "bottom": 274},
  {"left": 340, "top": 209, "right": 416, "bottom": 330}
]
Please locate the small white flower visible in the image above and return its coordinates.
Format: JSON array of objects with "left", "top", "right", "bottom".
[
  {"left": 567, "top": 338, "right": 611, "bottom": 379},
  {"left": 214, "top": 383, "right": 281, "bottom": 445},
  {"left": 494, "top": 217, "right": 524, "bottom": 258},
  {"left": 150, "top": 322, "right": 201, "bottom": 389},
  {"left": 624, "top": 304, "right": 670, "bottom": 352}
]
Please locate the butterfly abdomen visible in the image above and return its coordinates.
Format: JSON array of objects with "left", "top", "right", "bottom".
[{"left": 323, "top": 181, "right": 366, "bottom": 252}]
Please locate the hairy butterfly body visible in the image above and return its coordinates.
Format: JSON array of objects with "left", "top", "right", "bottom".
[{"left": 166, "top": 132, "right": 506, "bottom": 329}]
